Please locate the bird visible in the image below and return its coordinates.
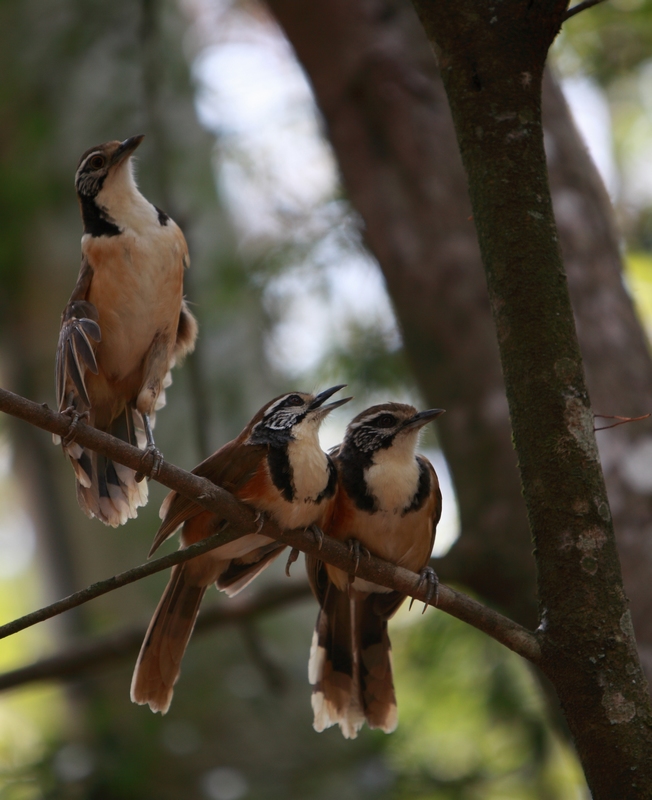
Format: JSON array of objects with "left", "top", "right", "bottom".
[
  {"left": 307, "top": 402, "right": 444, "bottom": 739},
  {"left": 54, "top": 134, "right": 197, "bottom": 527},
  {"left": 130, "top": 385, "right": 351, "bottom": 714}
]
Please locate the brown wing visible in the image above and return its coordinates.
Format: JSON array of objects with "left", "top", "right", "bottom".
[
  {"left": 420, "top": 455, "right": 442, "bottom": 557},
  {"left": 55, "top": 258, "right": 101, "bottom": 411},
  {"left": 149, "top": 437, "right": 268, "bottom": 556}
]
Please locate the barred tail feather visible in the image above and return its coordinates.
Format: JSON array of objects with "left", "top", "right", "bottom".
[
  {"left": 64, "top": 407, "right": 148, "bottom": 527},
  {"left": 309, "top": 587, "right": 398, "bottom": 738},
  {"left": 309, "top": 585, "right": 365, "bottom": 739},
  {"left": 356, "top": 596, "right": 398, "bottom": 734},
  {"left": 131, "top": 564, "right": 206, "bottom": 714}
]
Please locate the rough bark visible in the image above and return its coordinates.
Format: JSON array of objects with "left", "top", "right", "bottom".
[{"left": 411, "top": 1, "right": 652, "bottom": 795}]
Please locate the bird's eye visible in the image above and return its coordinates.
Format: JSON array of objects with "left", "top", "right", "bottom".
[
  {"left": 373, "top": 414, "right": 396, "bottom": 428},
  {"left": 89, "top": 155, "right": 105, "bottom": 169},
  {"left": 285, "top": 394, "right": 304, "bottom": 407}
]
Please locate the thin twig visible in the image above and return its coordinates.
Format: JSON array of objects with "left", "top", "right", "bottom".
[
  {"left": 594, "top": 412, "right": 651, "bottom": 432},
  {"left": 0, "top": 584, "right": 311, "bottom": 692},
  {"left": 0, "top": 526, "right": 242, "bottom": 640},
  {"left": 563, "top": 0, "right": 607, "bottom": 21},
  {"left": 0, "top": 386, "right": 541, "bottom": 664}
]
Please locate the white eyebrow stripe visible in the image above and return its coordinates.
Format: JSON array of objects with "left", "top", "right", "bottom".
[
  {"left": 77, "top": 152, "right": 103, "bottom": 174},
  {"left": 264, "top": 394, "right": 310, "bottom": 417},
  {"left": 264, "top": 396, "right": 290, "bottom": 416},
  {"left": 350, "top": 411, "right": 395, "bottom": 429}
]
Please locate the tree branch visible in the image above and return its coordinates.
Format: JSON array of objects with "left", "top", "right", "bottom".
[
  {"left": 0, "top": 386, "right": 541, "bottom": 664},
  {"left": 0, "top": 524, "right": 245, "bottom": 640},
  {"left": 0, "top": 583, "right": 311, "bottom": 692},
  {"left": 563, "top": 0, "right": 607, "bottom": 21}
]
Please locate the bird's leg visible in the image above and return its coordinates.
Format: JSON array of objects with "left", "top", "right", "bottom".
[
  {"left": 285, "top": 525, "right": 324, "bottom": 577},
  {"left": 409, "top": 566, "right": 439, "bottom": 614},
  {"left": 135, "top": 412, "right": 163, "bottom": 482},
  {"left": 308, "top": 524, "right": 324, "bottom": 550},
  {"left": 285, "top": 548, "right": 300, "bottom": 578},
  {"left": 61, "top": 406, "right": 90, "bottom": 447},
  {"left": 346, "top": 538, "right": 370, "bottom": 577},
  {"left": 253, "top": 511, "right": 266, "bottom": 535}
]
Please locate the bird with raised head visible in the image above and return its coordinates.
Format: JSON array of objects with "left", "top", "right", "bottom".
[
  {"left": 307, "top": 402, "right": 444, "bottom": 739},
  {"left": 130, "top": 386, "right": 351, "bottom": 714},
  {"left": 54, "top": 135, "right": 197, "bottom": 526}
]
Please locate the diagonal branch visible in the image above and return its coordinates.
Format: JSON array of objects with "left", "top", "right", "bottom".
[
  {"left": 563, "top": 0, "right": 607, "bottom": 21},
  {"left": 0, "top": 525, "right": 243, "bottom": 640},
  {"left": 0, "top": 583, "right": 312, "bottom": 692},
  {"left": 0, "top": 386, "right": 541, "bottom": 664}
]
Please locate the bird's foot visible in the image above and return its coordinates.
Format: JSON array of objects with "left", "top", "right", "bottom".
[
  {"left": 61, "top": 407, "right": 89, "bottom": 447},
  {"left": 285, "top": 548, "right": 300, "bottom": 578},
  {"left": 346, "top": 538, "right": 370, "bottom": 576},
  {"left": 409, "top": 566, "right": 439, "bottom": 614},
  {"left": 135, "top": 444, "right": 163, "bottom": 483},
  {"left": 308, "top": 524, "right": 324, "bottom": 550},
  {"left": 253, "top": 511, "right": 266, "bottom": 535}
]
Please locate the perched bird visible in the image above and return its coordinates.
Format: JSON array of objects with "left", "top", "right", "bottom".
[
  {"left": 131, "top": 386, "right": 351, "bottom": 714},
  {"left": 54, "top": 135, "right": 197, "bottom": 526},
  {"left": 307, "top": 402, "right": 444, "bottom": 739}
]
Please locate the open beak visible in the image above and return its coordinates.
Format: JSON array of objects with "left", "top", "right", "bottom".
[
  {"left": 402, "top": 408, "right": 445, "bottom": 431},
  {"left": 112, "top": 134, "right": 145, "bottom": 166},
  {"left": 308, "top": 385, "right": 353, "bottom": 415}
]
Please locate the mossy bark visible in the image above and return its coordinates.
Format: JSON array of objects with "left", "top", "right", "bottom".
[{"left": 411, "top": 0, "right": 652, "bottom": 795}]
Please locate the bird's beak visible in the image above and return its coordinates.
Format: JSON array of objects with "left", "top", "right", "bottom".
[
  {"left": 112, "top": 134, "right": 145, "bottom": 166},
  {"left": 402, "top": 408, "right": 445, "bottom": 431},
  {"left": 308, "top": 385, "right": 353, "bottom": 415}
]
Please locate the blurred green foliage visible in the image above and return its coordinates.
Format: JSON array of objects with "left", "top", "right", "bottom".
[{"left": 389, "top": 609, "right": 585, "bottom": 799}]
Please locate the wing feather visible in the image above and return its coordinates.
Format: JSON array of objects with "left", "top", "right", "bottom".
[
  {"left": 65, "top": 337, "right": 91, "bottom": 406},
  {"left": 55, "top": 259, "right": 100, "bottom": 412},
  {"left": 72, "top": 326, "right": 99, "bottom": 374},
  {"left": 150, "top": 438, "right": 268, "bottom": 556}
]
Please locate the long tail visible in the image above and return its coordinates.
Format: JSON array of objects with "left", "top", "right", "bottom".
[
  {"left": 355, "top": 595, "right": 397, "bottom": 733},
  {"left": 309, "top": 584, "right": 364, "bottom": 737},
  {"left": 131, "top": 564, "right": 206, "bottom": 714},
  {"left": 309, "top": 586, "right": 397, "bottom": 739},
  {"left": 63, "top": 407, "right": 148, "bottom": 527}
]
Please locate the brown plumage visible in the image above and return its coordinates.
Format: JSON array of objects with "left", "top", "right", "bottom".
[
  {"left": 307, "top": 402, "right": 443, "bottom": 738},
  {"left": 131, "top": 386, "right": 351, "bottom": 714},
  {"left": 54, "top": 135, "right": 197, "bottom": 526}
]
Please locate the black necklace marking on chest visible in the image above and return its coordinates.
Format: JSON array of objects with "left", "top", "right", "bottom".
[
  {"left": 267, "top": 447, "right": 294, "bottom": 503},
  {"left": 314, "top": 457, "right": 337, "bottom": 504},
  {"left": 338, "top": 450, "right": 377, "bottom": 513},
  {"left": 154, "top": 206, "right": 170, "bottom": 226},
  {"left": 79, "top": 194, "right": 121, "bottom": 238},
  {"left": 402, "top": 458, "right": 431, "bottom": 516}
]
